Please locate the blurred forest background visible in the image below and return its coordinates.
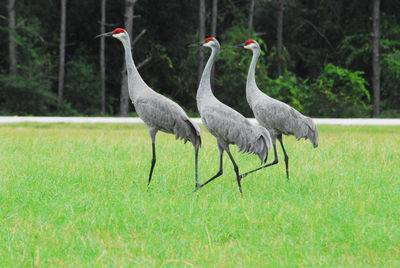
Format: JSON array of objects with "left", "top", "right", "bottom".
[{"left": 0, "top": 0, "right": 399, "bottom": 118}]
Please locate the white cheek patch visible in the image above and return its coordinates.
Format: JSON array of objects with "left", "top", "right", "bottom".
[
  {"left": 113, "top": 33, "right": 124, "bottom": 38},
  {"left": 245, "top": 43, "right": 256, "bottom": 49}
]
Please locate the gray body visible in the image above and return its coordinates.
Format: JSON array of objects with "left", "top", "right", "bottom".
[
  {"left": 197, "top": 40, "right": 271, "bottom": 163},
  {"left": 198, "top": 94, "right": 271, "bottom": 163},
  {"left": 243, "top": 41, "right": 318, "bottom": 179},
  {"left": 196, "top": 38, "right": 272, "bottom": 193},
  {"left": 134, "top": 89, "right": 201, "bottom": 148},
  {"left": 110, "top": 30, "right": 201, "bottom": 187},
  {"left": 245, "top": 42, "right": 318, "bottom": 147}
]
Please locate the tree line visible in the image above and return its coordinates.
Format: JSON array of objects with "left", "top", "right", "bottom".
[{"left": 1, "top": 0, "right": 399, "bottom": 118}]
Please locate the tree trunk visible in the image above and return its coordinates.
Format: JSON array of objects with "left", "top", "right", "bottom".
[
  {"left": 8, "top": 0, "right": 17, "bottom": 75},
  {"left": 100, "top": 0, "right": 106, "bottom": 115},
  {"left": 210, "top": 0, "right": 217, "bottom": 87},
  {"left": 247, "top": 0, "right": 255, "bottom": 38},
  {"left": 277, "top": 0, "right": 284, "bottom": 76},
  {"left": 211, "top": 0, "right": 217, "bottom": 37},
  {"left": 57, "top": 0, "right": 67, "bottom": 110},
  {"left": 198, "top": 0, "right": 206, "bottom": 83},
  {"left": 372, "top": 0, "right": 380, "bottom": 117},
  {"left": 120, "top": 0, "right": 137, "bottom": 117}
]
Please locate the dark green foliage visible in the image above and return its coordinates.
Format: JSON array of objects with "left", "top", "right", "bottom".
[
  {"left": 0, "top": 0, "right": 399, "bottom": 117},
  {"left": 307, "top": 64, "right": 370, "bottom": 117},
  {"left": 380, "top": 49, "right": 400, "bottom": 117},
  {"left": 0, "top": 74, "right": 56, "bottom": 115},
  {"left": 0, "top": 17, "right": 56, "bottom": 115},
  {"left": 260, "top": 74, "right": 310, "bottom": 113},
  {"left": 379, "top": 13, "right": 400, "bottom": 117},
  {"left": 63, "top": 56, "right": 101, "bottom": 115},
  {"left": 215, "top": 25, "right": 252, "bottom": 115}
]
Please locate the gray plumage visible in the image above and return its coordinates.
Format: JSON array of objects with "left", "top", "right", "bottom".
[
  {"left": 134, "top": 92, "right": 201, "bottom": 148},
  {"left": 195, "top": 37, "right": 272, "bottom": 193},
  {"left": 98, "top": 29, "right": 201, "bottom": 188},
  {"left": 240, "top": 40, "right": 318, "bottom": 179},
  {"left": 199, "top": 101, "right": 270, "bottom": 163},
  {"left": 251, "top": 99, "right": 318, "bottom": 147}
]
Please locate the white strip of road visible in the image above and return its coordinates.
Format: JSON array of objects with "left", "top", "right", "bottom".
[{"left": 0, "top": 116, "right": 399, "bottom": 126}]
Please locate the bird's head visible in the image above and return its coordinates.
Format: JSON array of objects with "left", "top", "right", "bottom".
[
  {"left": 187, "top": 37, "right": 220, "bottom": 49},
  {"left": 202, "top": 37, "right": 220, "bottom": 48},
  {"left": 243, "top": 40, "right": 260, "bottom": 50},
  {"left": 231, "top": 40, "right": 260, "bottom": 50},
  {"left": 96, "top": 28, "right": 128, "bottom": 41}
]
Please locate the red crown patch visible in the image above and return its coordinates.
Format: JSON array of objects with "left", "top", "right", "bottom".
[{"left": 113, "top": 28, "right": 125, "bottom": 34}]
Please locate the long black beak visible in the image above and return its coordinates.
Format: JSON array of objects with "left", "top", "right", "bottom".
[
  {"left": 230, "top": 43, "right": 245, "bottom": 49},
  {"left": 95, "top": 31, "right": 113, "bottom": 38},
  {"left": 186, "top": 42, "right": 203, "bottom": 48}
]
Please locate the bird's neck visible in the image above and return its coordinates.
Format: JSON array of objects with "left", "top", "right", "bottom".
[
  {"left": 122, "top": 37, "right": 149, "bottom": 101},
  {"left": 246, "top": 49, "right": 264, "bottom": 105},
  {"left": 197, "top": 46, "right": 219, "bottom": 103}
]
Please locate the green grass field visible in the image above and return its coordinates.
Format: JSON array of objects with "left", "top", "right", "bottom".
[{"left": 0, "top": 123, "right": 399, "bottom": 266}]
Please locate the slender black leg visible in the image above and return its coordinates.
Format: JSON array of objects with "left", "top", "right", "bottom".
[
  {"left": 147, "top": 142, "right": 156, "bottom": 187},
  {"left": 146, "top": 128, "right": 158, "bottom": 190},
  {"left": 194, "top": 145, "right": 200, "bottom": 190},
  {"left": 277, "top": 135, "right": 289, "bottom": 180},
  {"left": 226, "top": 149, "right": 242, "bottom": 194},
  {"left": 240, "top": 143, "right": 279, "bottom": 180},
  {"left": 195, "top": 146, "right": 224, "bottom": 191}
]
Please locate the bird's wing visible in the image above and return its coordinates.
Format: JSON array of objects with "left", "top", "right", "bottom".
[
  {"left": 202, "top": 104, "right": 256, "bottom": 150},
  {"left": 202, "top": 103, "right": 271, "bottom": 160},
  {"left": 253, "top": 98, "right": 317, "bottom": 141},
  {"left": 253, "top": 99, "right": 306, "bottom": 135},
  {"left": 134, "top": 94, "right": 184, "bottom": 133},
  {"left": 185, "top": 118, "right": 201, "bottom": 135},
  {"left": 288, "top": 106, "right": 315, "bottom": 130},
  {"left": 253, "top": 100, "right": 289, "bottom": 129},
  {"left": 202, "top": 104, "right": 247, "bottom": 135},
  {"left": 134, "top": 94, "right": 201, "bottom": 147}
]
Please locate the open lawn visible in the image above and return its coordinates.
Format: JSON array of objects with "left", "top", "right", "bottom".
[{"left": 0, "top": 123, "right": 399, "bottom": 266}]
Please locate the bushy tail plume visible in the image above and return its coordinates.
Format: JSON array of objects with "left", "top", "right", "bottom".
[
  {"left": 295, "top": 116, "right": 318, "bottom": 148},
  {"left": 174, "top": 118, "right": 202, "bottom": 149},
  {"left": 250, "top": 127, "right": 272, "bottom": 163}
]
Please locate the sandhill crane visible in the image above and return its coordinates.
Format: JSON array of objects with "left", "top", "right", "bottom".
[
  {"left": 192, "top": 37, "right": 272, "bottom": 193},
  {"left": 234, "top": 40, "right": 318, "bottom": 180},
  {"left": 97, "top": 28, "right": 201, "bottom": 189}
]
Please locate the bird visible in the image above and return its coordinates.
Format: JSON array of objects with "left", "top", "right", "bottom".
[
  {"left": 233, "top": 39, "right": 318, "bottom": 180},
  {"left": 192, "top": 37, "right": 272, "bottom": 193},
  {"left": 96, "top": 28, "right": 201, "bottom": 190}
]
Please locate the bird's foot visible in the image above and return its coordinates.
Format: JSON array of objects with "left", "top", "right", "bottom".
[
  {"left": 238, "top": 186, "right": 243, "bottom": 195},
  {"left": 193, "top": 183, "right": 202, "bottom": 192}
]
